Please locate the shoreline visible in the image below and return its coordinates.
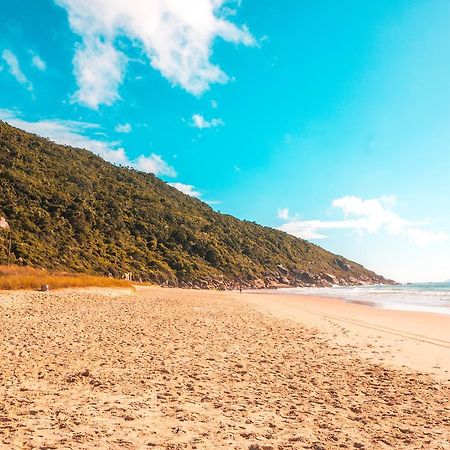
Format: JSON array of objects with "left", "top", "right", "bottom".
[{"left": 253, "top": 285, "right": 450, "bottom": 317}]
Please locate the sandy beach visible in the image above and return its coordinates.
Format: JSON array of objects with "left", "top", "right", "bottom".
[
  {"left": 1, "top": 286, "right": 449, "bottom": 449},
  {"left": 242, "top": 291, "right": 450, "bottom": 381}
]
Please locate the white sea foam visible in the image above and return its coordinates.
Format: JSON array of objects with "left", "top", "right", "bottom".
[{"left": 276, "top": 283, "right": 450, "bottom": 316}]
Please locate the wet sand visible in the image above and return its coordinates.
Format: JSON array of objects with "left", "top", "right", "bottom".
[
  {"left": 242, "top": 291, "right": 450, "bottom": 381},
  {"left": 1, "top": 286, "right": 449, "bottom": 449}
]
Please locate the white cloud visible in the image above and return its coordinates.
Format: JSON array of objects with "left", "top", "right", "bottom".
[
  {"left": 168, "top": 182, "right": 221, "bottom": 205},
  {"left": 279, "top": 219, "right": 359, "bottom": 240},
  {"left": 31, "top": 54, "right": 47, "bottom": 71},
  {"left": 2, "top": 50, "right": 33, "bottom": 91},
  {"left": 0, "top": 109, "right": 175, "bottom": 177},
  {"left": 332, "top": 195, "right": 404, "bottom": 234},
  {"left": 278, "top": 195, "right": 448, "bottom": 247},
  {"left": 55, "top": 0, "right": 254, "bottom": 109},
  {"left": 277, "top": 208, "right": 289, "bottom": 220},
  {"left": 191, "top": 113, "right": 224, "bottom": 129},
  {"left": 168, "top": 182, "right": 201, "bottom": 198},
  {"left": 115, "top": 123, "right": 132, "bottom": 133},
  {"left": 134, "top": 154, "right": 176, "bottom": 177},
  {"left": 72, "top": 38, "right": 126, "bottom": 108}
]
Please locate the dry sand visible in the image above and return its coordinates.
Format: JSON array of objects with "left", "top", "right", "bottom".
[{"left": 1, "top": 286, "right": 449, "bottom": 449}]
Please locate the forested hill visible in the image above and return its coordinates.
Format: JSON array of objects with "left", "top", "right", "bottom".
[{"left": 0, "top": 122, "right": 394, "bottom": 288}]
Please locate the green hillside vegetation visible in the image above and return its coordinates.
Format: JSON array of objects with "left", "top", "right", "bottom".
[{"left": 0, "top": 122, "right": 393, "bottom": 288}]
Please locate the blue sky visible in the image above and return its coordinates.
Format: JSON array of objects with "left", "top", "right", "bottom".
[{"left": 1, "top": 0, "right": 449, "bottom": 282}]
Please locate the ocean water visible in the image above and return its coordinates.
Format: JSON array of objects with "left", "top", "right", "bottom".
[{"left": 276, "top": 282, "right": 450, "bottom": 316}]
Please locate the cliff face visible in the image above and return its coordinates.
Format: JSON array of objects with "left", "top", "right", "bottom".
[{"left": 0, "top": 122, "right": 395, "bottom": 288}]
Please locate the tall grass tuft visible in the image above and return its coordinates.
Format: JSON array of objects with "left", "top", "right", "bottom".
[{"left": 0, "top": 265, "right": 133, "bottom": 290}]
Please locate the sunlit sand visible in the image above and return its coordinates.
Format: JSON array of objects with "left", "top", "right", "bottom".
[{"left": 1, "top": 286, "right": 449, "bottom": 449}]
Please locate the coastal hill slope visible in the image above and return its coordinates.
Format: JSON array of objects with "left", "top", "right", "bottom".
[{"left": 0, "top": 122, "right": 393, "bottom": 288}]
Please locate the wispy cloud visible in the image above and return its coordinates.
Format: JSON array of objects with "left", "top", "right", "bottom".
[
  {"left": 115, "top": 123, "right": 132, "bottom": 133},
  {"left": 31, "top": 54, "right": 47, "bottom": 71},
  {"left": 2, "top": 50, "right": 33, "bottom": 91},
  {"left": 277, "top": 208, "right": 289, "bottom": 220},
  {"left": 168, "top": 182, "right": 201, "bottom": 198},
  {"left": 55, "top": 0, "right": 254, "bottom": 109},
  {"left": 0, "top": 109, "right": 175, "bottom": 177},
  {"left": 278, "top": 195, "right": 448, "bottom": 246},
  {"left": 191, "top": 113, "right": 224, "bottom": 129}
]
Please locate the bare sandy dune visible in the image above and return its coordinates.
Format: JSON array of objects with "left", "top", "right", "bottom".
[{"left": 1, "top": 286, "right": 449, "bottom": 449}]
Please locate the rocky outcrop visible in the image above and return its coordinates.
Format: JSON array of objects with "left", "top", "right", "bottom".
[
  {"left": 165, "top": 267, "right": 396, "bottom": 290},
  {"left": 334, "top": 258, "right": 352, "bottom": 271}
]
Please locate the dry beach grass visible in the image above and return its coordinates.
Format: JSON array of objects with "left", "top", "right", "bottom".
[
  {"left": 0, "top": 265, "right": 132, "bottom": 290},
  {"left": 0, "top": 286, "right": 449, "bottom": 449}
]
